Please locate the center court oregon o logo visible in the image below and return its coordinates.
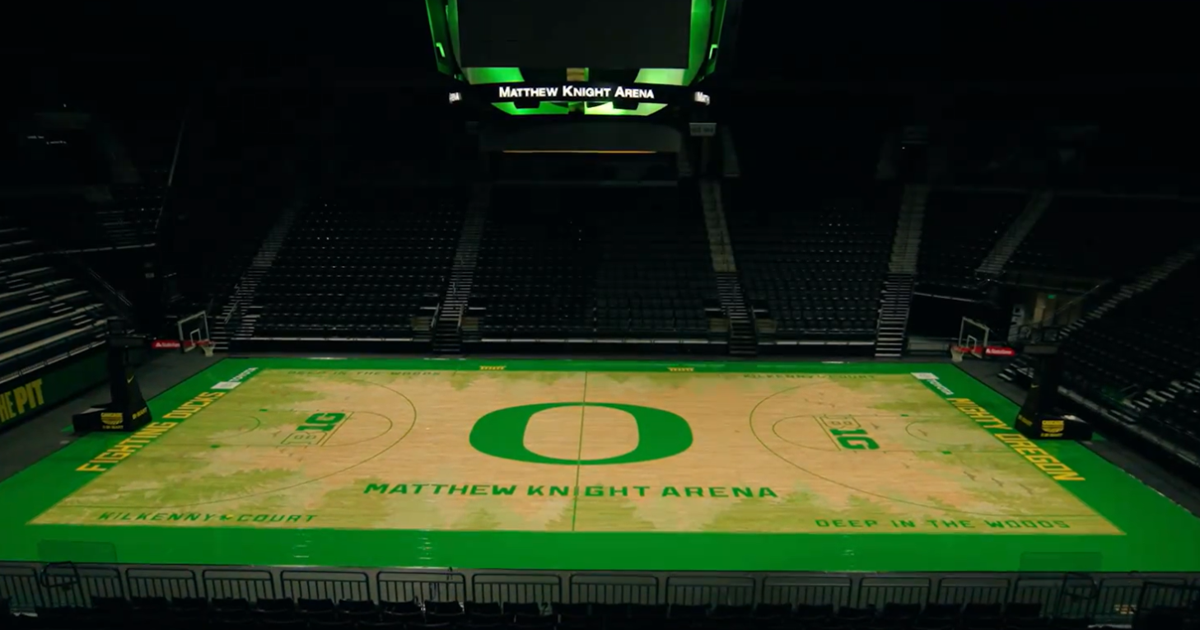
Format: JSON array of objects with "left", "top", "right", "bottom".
[{"left": 469, "top": 402, "right": 693, "bottom": 465}]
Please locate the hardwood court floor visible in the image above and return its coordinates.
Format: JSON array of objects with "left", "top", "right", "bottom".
[{"left": 2, "top": 358, "right": 1199, "bottom": 572}]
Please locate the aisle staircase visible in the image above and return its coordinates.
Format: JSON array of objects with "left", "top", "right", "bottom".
[
  {"left": 875, "top": 185, "right": 927, "bottom": 358},
  {"left": 716, "top": 272, "right": 756, "bottom": 356},
  {"left": 700, "top": 180, "right": 756, "bottom": 356},
  {"left": 433, "top": 184, "right": 490, "bottom": 355},
  {"left": 976, "top": 189, "right": 1052, "bottom": 276},
  {"left": 211, "top": 204, "right": 299, "bottom": 350}
]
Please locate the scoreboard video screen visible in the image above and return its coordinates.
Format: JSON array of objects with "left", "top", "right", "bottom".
[
  {"left": 457, "top": 0, "right": 692, "bottom": 69},
  {"left": 429, "top": 0, "right": 741, "bottom": 117}
]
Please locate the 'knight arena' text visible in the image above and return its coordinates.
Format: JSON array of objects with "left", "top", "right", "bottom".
[{"left": 497, "top": 85, "right": 657, "bottom": 100}]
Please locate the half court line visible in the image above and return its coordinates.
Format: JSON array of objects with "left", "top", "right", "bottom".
[{"left": 570, "top": 371, "right": 589, "bottom": 531}]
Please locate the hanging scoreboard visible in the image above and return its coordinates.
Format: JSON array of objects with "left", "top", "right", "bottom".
[{"left": 427, "top": 0, "right": 742, "bottom": 117}]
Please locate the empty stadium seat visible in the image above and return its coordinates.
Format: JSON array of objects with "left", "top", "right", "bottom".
[
  {"left": 470, "top": 187, "right": 717, "bottom": 343},
  {"left": 166, "top": 194, "right": 285, "bottom": 319},
  {"left": 918, "top": 191, "right": 1024, "bottom": 293},
  {"left": 20, "top": 190, "right": 161, "bottom": 253},
  {"left": 0, "top": 217, "right": 110, "bottom": 382},
  {"left": 1059, "top": 258, "right": 1200, "bottom": 411},
  {"left": 1140, "top": 387, "right": 1200, "bottom": 455},
  {"left": 96, "top": 184, "right": 164, "bottom": 247},
  {"left": 1004, "top": 252, "right": 1200, "bottom": 463},
  {"left": 726, "top": 186, "right": 895, "bottom": 342},
  {"left": 250, "top": 191, "right": 464, "bottom": 341}
]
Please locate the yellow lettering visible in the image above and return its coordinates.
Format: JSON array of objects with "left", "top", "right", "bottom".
[
  {"left": 1053, "top": 472, "right": 1085, "bottom": 481},
  {"left": 22, "top": 383, "right": 37, "bottom": 409},
  {"left": 948, "top": 398, "right": 1085, "bottom": 483},
  {"left": 76, "top": 416, "right": 185, "bottom": 475},
  {"left": 12, "top": 387, "right": 28, "bottom": 413}
]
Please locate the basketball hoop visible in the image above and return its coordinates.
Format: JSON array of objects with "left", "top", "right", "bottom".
[{"left": 954, "top": 317, "right": 1015, "bottom": 361}]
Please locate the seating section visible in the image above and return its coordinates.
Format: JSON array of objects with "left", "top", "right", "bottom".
[
  {"left": 251, "top": 192, "right": 463, "bottom": 339},
  {"left": 1059, "top": 258, "right": 1200, "bottom": 406},
  {"left": 1051, "top": 257, "right": 1200, "bottom": 455},
  {"left": 918, "top": 191, "right": 1023, "bottom": 292},
  {"left": 0, "top": 216, "right": 110, "bottom": 383},
  {"left": 168, "top": 193, "right": 284, "bottom": 315},
  {"left": 95, "top": 184, "right": 165, "bottom": 248},
  {"left": 471, "top": 187, "right": 716, "bottom": 341},
  {"left": 1009, "top": 197, "right": 1194, "bottom": 280},
  {"left": 1141, "top": 385, "right": 1200, "bottom": 455},
  {"left": 18, "top": 185, "right": 163, "bottom": 254},
  {"left": 726, "top": 186, "right": 895, "bottom": 341},
  {"left": 3, "top": 595, "right": 1151, "bottom": 629}
]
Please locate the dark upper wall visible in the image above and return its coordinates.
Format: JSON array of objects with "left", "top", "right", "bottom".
[
  {"left": 8, "top": 0, "right": 1200, "bottom": 197},
  {"left": 9, "top": 1, "right": 1199, "bottom": 94}
]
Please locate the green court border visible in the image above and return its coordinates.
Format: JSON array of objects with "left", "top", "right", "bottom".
[{"left": 1, "top": 357, "right": 1199, "bottom": 573}]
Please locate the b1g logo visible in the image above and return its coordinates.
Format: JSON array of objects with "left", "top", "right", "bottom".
[{"left": 469, "top": 403, "right": 692, "bottom": 465}]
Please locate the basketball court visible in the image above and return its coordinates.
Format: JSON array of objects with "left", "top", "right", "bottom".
[{"left": 2, "top": 358, "right": 1199, "bottom": 573}]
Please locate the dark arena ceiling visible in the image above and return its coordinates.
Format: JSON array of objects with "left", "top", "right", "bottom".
[{"left": 8, "top": 1, "right": 1199, "bottom": 99}]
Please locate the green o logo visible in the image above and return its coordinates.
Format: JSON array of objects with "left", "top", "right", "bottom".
[{"left": 469, "top": 403, "right": 692, "bottom": 465}]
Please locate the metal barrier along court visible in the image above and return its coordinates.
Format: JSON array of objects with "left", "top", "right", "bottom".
[{"left": 2, "top": 562, "right": 1199, "bottom": 626}]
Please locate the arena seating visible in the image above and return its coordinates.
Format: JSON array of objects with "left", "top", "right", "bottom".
[
  {"left": 96, "top": 184, "right": 164, "bottom": 248},
  {"left": 1121, "top": 381, "right": 1200, "bottom": 458},
  {"left": 251, "top": 191, "right": 463, "bottom": 340},
  {"left": 1059, "top": 257, "right": 1200, "bottom": 408},
  {"left": 1000, "top": 253, "right": 1200, "bottom": 465},
  {"left": 15, "top": 186, "right": 162, "bottom": 254},
  {"left": 0, "top": 596, "right": 1158, "bottom": 629},
  {"left": 1008, "top": 197, "right": 1194, "bottom": 281},
  {"left": 725, "top": 186, "right": 895, "bottom": 342},
  {"left": 917, "top": 191, "right": 1024, "bottom": 294},
  {"left": 471, "top": 187, "right": 717, "bottom": 342},
  {"left": 166, "top": 192, "right": 283, "bottom": 318},
  {"left": 18, "top": 197, "right": 100, "bottom": 252},
  {"left": 0, "top": 216, "right": 109, "bottom": 383}
]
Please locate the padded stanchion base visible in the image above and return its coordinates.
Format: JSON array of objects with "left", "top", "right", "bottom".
[
  {"left": 1015, "top": 411, "right": 1093, "bottom": 441},
  {"left": 73, "top": 402, "right": 152, "bottom": 433}
]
